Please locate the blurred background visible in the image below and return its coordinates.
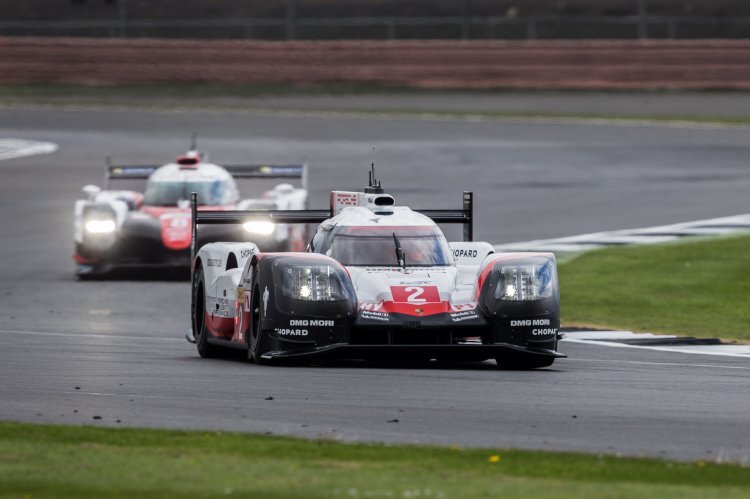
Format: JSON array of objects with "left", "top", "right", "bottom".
[{"left": 2, "top": 0, "right": 749, "bottom": 40}]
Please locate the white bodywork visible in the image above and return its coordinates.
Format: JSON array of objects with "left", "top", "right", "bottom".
[
  {"left": 197, "top": 190, "right": 506, "bottom": 316},
  {"left": 199, "top": 242, "right": 260, "bottom": 320}
]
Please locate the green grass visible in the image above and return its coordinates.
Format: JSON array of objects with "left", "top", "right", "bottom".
[
  {"left": 3, "top": 84, "right": 750, "bottom": 126},
  {"left": 1, "top": 422, "right": 750, "bottom": 498},
  {"left": 559, "top": 233, "right": 750, "bottom": 341}
]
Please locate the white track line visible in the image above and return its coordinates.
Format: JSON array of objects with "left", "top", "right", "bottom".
[
  {"left": 0, "top": 138, "right": 58, "bottom": 161},
  {"left": 495, "top": 213, "right": 750, "bottom": 253},
  {"left": 563, "top": 330, "right": 750, "bottom": 358}
]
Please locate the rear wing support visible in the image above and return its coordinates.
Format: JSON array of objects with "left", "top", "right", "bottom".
[{"left": 190, "top": 191, "right": 474, "bottom": 264}]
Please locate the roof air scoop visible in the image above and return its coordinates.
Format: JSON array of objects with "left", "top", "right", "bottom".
[{"left": 176, "top": 150, "right": 201, "bottom": 169}]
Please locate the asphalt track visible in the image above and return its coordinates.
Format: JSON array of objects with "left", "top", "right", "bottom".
[{"left": 1, "top": 99, "right": 749, "bottom": 462}]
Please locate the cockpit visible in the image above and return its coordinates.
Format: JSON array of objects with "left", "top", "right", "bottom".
[
  {"left": 144, "top": 178, "right": 237, "bottom": 207},
  {"left": 312, "top": 225, "right": 454, "bottom": 267}
]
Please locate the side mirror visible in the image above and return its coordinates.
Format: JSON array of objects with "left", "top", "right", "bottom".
[{"left": 82, "top": 185, "right": 101, "bottom": 200}]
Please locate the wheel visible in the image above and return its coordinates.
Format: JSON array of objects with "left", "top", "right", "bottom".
[
  {"left": 496, "top": 356, "right": 555, "bottom": 370},
  {"left": 192, "top": 266, "right": 219, "bottom": 358},
  {"left": 248, "top": 281, "right": 271, "bottom": 364}
]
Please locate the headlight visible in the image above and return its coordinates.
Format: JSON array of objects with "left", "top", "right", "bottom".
[
  {"left": 281, "top": 265, "right": 350, "bottom": 301},
  {"left": 494, "top": 260, "right": 555, "bottom": 301},
  {"left": 243, "top": 220, "right": 275, "bottom": 235},
  {"left": 84, "top": 219, "right": 116, "bottom": 234}
]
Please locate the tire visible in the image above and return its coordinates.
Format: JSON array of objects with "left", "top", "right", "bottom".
[
  {"left": 192, "top": 266, "right": 219, "bottom": 358},
  {"left": 248, "top": 280, "right": 271, "bottom": 364},
  {"left": 496, "top": 356, "right": 555, "bottom": 370}
]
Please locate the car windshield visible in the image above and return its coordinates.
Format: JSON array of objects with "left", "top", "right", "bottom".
[
  {"left": 326, "top": 226, "right": 453, "bottom": 267},
  {"left": 143, "top": 180, "right": 232, "bottom": 206}
]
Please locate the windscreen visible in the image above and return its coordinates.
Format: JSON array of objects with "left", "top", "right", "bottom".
[
  {"left": 326, "top": 226, "right": 453, "bottom": 267},
  {"left": 144, "top": 180, "right": 233, "bottom": 206}
]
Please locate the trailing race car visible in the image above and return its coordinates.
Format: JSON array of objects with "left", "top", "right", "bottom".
[
  {"left": 188, "top": 169, "right": 565, "bottom": 369},
  {"left": 73, "top": 143, "right": 307, "bottom": 277}
]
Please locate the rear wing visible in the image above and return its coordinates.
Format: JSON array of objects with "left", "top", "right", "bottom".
[
  {"left": 104, "top": 161, "right": 308, "bottom": 189},
  {"left": 222, "top": 164, "right": 308, "bottom": 191},
  {"left": 105, "top": 163, "right": 160, "bottom": 188},
  {"left": 190, "top": 191, "right": 473, "bottom": 263}
]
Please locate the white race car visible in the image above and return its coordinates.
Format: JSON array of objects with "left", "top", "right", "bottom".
[
  {"left": 188, "top": 169, "right": 565, "bottom": 369},
  {"left": 73, "top": 142, "right": 307, "bottom": 277}
]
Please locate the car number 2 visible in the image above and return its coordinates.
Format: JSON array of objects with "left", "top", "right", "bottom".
[{"left": 390, "top": 285, "right": 439, "bottom": 304}]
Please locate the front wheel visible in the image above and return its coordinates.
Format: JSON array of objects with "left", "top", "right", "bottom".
[
  {"left": 192, "top": 266, "right": 219, "bottom": 358},
  {"left": 496, "top": 357, "right": 555, "bottom": 370},
  {"left": 248, "top": 281, "right": 271, "bottom": 364}
]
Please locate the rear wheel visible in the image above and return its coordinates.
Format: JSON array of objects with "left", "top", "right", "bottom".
[
  {"left": 496, "top": 357, "right": 555, "bottom": 370},
  {"left": 192, "top": 266, "right": 219, "bottom": 358}
]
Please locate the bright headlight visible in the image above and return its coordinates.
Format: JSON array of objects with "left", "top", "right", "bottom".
[
  {"left": 494, "top": 261, "right": 555, "bottom": 301},
  {"left": 84, "top": 219, "right": 116, "bottom": 234},
  {"left": 243, "top": 220, "right": 275, "bottom": 235},
  {"left": 281, "top": 265, "right": 349, "bottom": 301}
]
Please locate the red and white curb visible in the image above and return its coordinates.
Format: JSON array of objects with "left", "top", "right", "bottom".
[
  {"left": 0, "top": 138, "right": 58, "bottom": 161},
  {"left": 494, "top": 214, "right": 750, "bottom": 253},
  {"left": 562, "top": 330, "right": 750, "bottom": 358}
]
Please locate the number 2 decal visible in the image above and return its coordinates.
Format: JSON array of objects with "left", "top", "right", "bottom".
[
  {"left": 405, "top": 286, "right": 426, "bottom": 303},
  {"left": 390, "top": 286, "right": 440, "bottom": 304}
]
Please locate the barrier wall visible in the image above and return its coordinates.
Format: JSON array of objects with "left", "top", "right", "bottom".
[{"left": 3, "top": 37, "right": 750, "bottom": 89}]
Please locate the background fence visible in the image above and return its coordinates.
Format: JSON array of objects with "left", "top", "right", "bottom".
[
  {"left": 4, "top": 37, "right": 750, "bottom": 90},
  {"left": 2, "top": 16, "right": 750, "bottom": 41}
]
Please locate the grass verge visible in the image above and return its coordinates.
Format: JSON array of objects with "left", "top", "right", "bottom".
[
  {"left": 1, "top": 421, "right": 750, "bottom": 498},
  {"left": 558, "top": 233, "right": 750, "bottom": 341}
]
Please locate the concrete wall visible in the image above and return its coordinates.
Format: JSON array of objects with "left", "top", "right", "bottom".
[{"left": 3, "top": 37, "right": 750, "bottom": 89}]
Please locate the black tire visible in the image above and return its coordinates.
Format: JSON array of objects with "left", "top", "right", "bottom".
[
  {"left": 192, "top": 266, "right": 219, "bottom": 358},
  {"left": 248, "top": 280, "right": 271, "bottom": 364},
  {"left": 496, "top": 356, "right": 555, "bottom": 370}
]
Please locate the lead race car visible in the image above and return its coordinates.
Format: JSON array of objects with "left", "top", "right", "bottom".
[
  {"left": 73, "top": 142, "right": 308, "bottom": 277},
  {"left": 189, "top": 169, "right": 565, "bottom": 369}
]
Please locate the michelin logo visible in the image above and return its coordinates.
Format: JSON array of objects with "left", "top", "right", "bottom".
[{"left": 449, "top": 310, "right": 478, "bottom": 322}]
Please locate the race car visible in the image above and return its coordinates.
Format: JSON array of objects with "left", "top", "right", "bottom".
[
  {"left": 187, "top": 170, "right": 565, "bottom": 369},
  {"left": 73, "top": 144, "right": 308, "bottom": 277}
]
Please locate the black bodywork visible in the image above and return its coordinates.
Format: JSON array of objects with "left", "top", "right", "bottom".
[{"left": 245, "top": 254, "right": 563, "bottom": 366}]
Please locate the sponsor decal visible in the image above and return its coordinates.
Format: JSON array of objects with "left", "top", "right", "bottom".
[
  {"left": 217, "top": 298, "right": 229, "bottom": 313},
  {"left": 532, "top": 328, "right": 557, "bottom": 336},
  {"left": 510, "top": 319, "right": 551, "bottom": 327},
  {"left": 274, "top": 328, "right": 309, "bottom": 336},
  {"left": 289, "top": 319, "right": 334, "bottom": 327},
  {"left": 243, "top": 290, "right": 252, "bottom": 312},
  {"left": 207, "top": 258, "right": 222, "bottom": 267},
  {"left": 398, "top": 280, "right": 432, "bottom": 285},
  {"left": 236, "top": 287, "right": 244, "bottom": 305},
  {"left": 263, "top": 286, "right": 269, "bottom": 315},
  {"left": 240, "top": 249, "right": 253, "bottom": 259},
  {"left": 360, "top": 310, "right": 390, "bottom": 322},
  {"left": 359, "top": 301, "right": 385, "bottom": 311},
  {"left": 390, "top": 285, "right": 440, "bottom": 304},
  {"left": 453, "top": 248, "right": 478, "bottom": 259},
  {"left": 449, "top": 310, "right": 479, "bottom": 322},
  {"left": 450, "top": 302, "right": 477, "bottom": 312}
]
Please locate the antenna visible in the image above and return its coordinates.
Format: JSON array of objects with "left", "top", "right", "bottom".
[
  {"left": 190, "top": 132, "right": 198, "bottom": 151},
  {"left": 365, "top": 146, "right": 384, "bottom": 194}
]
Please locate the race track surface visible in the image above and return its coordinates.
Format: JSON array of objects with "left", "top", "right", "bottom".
[{"left": 1, "top": 100, "right": 749, "bottom": 461}]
